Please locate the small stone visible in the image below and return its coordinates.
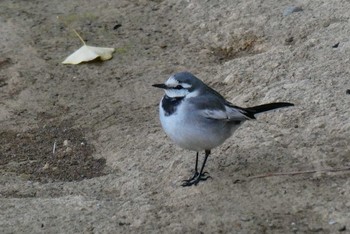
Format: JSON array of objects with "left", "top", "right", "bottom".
[
  {"left": 113, "top": 24, "right": 122, "bottom": 30},
  {"left": 43, "top": 162, "right": 49, "bottom": 170},
  {"left": 285, "top": 37, "right": 294, "bottom": 43},
  {"left": 240, "top": 216, "right": 251, "bottom": 222},
  {"left": 159, "top": 43, "right": 167, "bottom": 49},
  {"left": 329, "top": 220, "right": 337, "bottom": 225},
  {"left": 65, "top": 147, "right": 72, "bottom": 153},
  {"left": 283, "top": 6, "right": 303, "bottom": 17},
  {"left": 63, "top": 140, "right": 69, "bottom": 146},
  {"left": 323, "top": 21, "right": 331, "bottom": 27}
]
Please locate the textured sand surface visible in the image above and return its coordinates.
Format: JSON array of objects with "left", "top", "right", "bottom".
[{"left": 1, "top": 0, "right": 350, "bottom": 233}]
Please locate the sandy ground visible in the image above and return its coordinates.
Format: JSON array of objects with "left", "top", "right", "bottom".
[{"left": 1, "top": 0, "right": 350, "bottom": 233}]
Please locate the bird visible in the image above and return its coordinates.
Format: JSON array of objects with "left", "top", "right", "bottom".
[{"left": 152, "top": 72, "right": 294, "bottom": 187}]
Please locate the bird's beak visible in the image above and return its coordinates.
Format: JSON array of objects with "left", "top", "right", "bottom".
[{"left": 152, "top": 83, "right": 168, "bottom": 89}]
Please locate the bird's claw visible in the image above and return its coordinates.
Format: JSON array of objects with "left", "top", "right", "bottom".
[{"left": 181, "top": 173, "right": 212, "bottom": 187}]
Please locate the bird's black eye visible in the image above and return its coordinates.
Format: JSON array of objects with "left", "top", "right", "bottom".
[{"left": 174, "top": 85, "right": 183, "bottom": 90}]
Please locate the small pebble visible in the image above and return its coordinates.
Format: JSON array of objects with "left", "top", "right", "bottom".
[
  {"left": 240, "top": 216, "right": 251, "bottom": 222},
  {"left": 113, "top": 24, "right": 122, "bottom": 30},
  {"left": 329, "top": 220, "right": 337, "bottom": 225},
  {"left": 323, "top": 21, "right": 331, "bottom": 27},
  {"left": 285, "top": 37, "right": 294, "bottom": 43},
  {"left": 43, "top": 162, "right": 49, "bottom": 170},
  {"left": 283, "top": 6, "right": 303, "bottom": 17},
  {"left": 63, "top": 140, "right": 69, "bottom": 146},
  {"left": 65, "top": 147, "right": 72, "bottom": 153}
]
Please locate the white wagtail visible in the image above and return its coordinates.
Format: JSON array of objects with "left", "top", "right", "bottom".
[{"left": 153, "top": 72, "right": 294, "bottom": 186}]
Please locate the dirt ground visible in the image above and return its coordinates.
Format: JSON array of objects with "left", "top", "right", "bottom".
[{"left": 1, "top": 0, "right": 350, "bottom": 233}]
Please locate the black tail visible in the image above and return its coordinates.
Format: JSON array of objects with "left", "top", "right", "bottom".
[{"left": 243, "top": 102, "right": 294, "bottom": 119}]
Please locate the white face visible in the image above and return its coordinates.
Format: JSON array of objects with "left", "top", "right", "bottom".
[
  {"left": 164, "top": 88, "right": 189, "bottom": 98},
  {"left": 164, "top": 76, "right": 193, "bottom": 98}
]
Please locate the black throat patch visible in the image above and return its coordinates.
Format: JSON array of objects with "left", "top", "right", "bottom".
[{"left": 161, "top": 95, "right": 184, "bottom": 116}]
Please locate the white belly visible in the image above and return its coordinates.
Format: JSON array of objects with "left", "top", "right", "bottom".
[{"left": 159, "top": 101, "right": 240, "bottom": 151}]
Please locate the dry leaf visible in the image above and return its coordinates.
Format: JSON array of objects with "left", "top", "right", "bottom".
[
  {"left": 62, "top": 45, "right": 115, "bottom": 64},
  {"left": 62, "top": 28, "right": 115, "bottom": 64}
]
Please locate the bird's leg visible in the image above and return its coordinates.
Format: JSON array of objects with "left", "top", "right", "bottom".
[
  {"left": 185, "top": 152, "right": 199, "bottom": 181},
  {"left": 182, "top": 150, "right": 212, "bottom": 187},
  {"left": 198, "top": 150, "right": 211, "bottom": 178}
]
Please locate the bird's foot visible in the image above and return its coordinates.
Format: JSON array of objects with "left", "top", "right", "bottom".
[{"left": 181, "top": 172, "right": 211, "bottom": 187}]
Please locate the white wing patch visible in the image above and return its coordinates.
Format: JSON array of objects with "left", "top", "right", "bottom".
[
  {"left": 201, "top": 109, "right": 228, "bottom": 120},
  {"left": 201, "top": 106, "right": 249, "bottom": 121},
  {"left": 225, "top": 106, "right": 250, "bottom": 120}
]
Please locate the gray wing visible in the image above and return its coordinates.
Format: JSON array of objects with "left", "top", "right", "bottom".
[{"left": 188, "top": 94, "right": 250, "bottom": 121}]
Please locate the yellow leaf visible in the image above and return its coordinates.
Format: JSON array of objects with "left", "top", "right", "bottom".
[
  {"left": 60, "top": 27, "right": 115, "bottom": 65},
  {"left": 62, "top": 45, "right": 115, "bottom": 64}
]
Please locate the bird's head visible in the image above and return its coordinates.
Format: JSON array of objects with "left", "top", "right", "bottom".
[{"left": 152, "top": 72, "right": 203, "bottom": 98}]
